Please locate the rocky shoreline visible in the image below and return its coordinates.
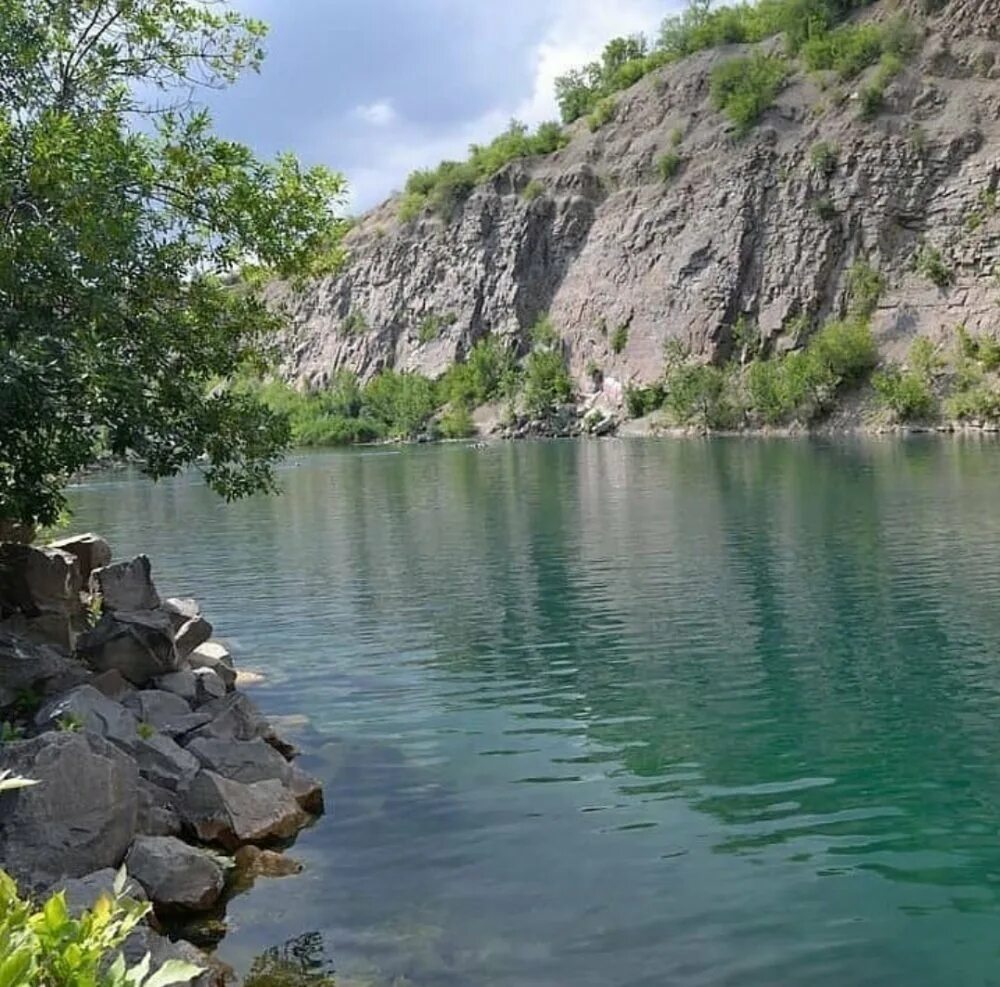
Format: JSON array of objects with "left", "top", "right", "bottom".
[{"left": 0, "top": 534, "right": 321, "bottom": 986}]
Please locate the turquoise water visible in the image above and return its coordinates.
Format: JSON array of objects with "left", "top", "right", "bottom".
[{"left": 68, "top": 438, "right": 1000, "bottom": 986}]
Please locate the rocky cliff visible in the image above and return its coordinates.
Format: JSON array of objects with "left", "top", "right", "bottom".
[{"left": 271, "top": 0, "right": 1000, "bottom": 411}]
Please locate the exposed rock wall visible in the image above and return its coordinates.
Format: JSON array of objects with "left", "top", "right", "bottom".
[{"left": 271, "top": 1, "right": 1000, "bottom": 403}]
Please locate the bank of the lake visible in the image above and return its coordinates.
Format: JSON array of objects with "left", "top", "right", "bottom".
[{"left": 62, "top": 436, "right": 1000, "bottom": 986}]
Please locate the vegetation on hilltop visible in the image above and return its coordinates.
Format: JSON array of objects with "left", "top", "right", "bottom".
[{"left": 398, "top": 0, "right": 917, "bottom": 224}]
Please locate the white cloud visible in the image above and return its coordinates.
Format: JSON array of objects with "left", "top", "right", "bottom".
[
  {"left": 354, "top": 100, "right": 398, "bottom": 127},
  {"left": 320, "top": 0, "right": 684, "bottom": 211}
]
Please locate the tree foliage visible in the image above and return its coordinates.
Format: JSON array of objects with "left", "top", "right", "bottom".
[{"left": 0, "top": 0, "right": 347, "bottom": 525}]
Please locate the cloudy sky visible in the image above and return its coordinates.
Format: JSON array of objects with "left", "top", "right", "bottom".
[{"left": 206, "top": 0, "right": 685, "bottom": 213}]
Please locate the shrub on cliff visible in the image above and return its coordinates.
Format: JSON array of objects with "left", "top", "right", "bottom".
[
  {"left": 0, "top": 867, "right": 201, "bottom": 986},
  {"left": 523, "top": 351, "right": 574, "bottom": 417},
  {"left": 710, "top": 54, "right": 790, "bottom": 133},
  {"left": 0, "top": 0, "right": 346, "bottom": 527}
]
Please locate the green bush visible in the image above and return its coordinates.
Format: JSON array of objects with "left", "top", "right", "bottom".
[
  {"left": 945, "top": 384, "right": 1000, "bottom": 423},
  {"left": 0, "top": 867, "right": 201, "bottom": 987},
  {"left": 362, "top": 371, "right": 439, "bottom": 438},
  {"left": 438, "top": 404, "right": 477, "bottom": 439},
  {"left": 522, "top": 180, "right": 545, "bottom": 201},
  {"left": 814, "top": 195, "right": 837, "bottom": 220},
  {"left": 872, "top": 367, "right": 935, "bottom": 421},
  {"left": 657, "top": 152, "right": 682, "bottom": 182},
  {"left": 523, "top": 350, "right": 574, "bottom": 416},
  {"left": 915, "top": 244, "right": 952, "bottom": 288},
  {"left": 587, "top": 97, "right": 617, "bottom": 132},
  {"left": 846, "top": 260, "right": 885, "bottom": 318},
  {"left": 399, "top": 120, "right": 567, "bottom": 222},
  {"left": 664, "top": 363, "right": 737, "bottom": 427},
  {"left": 955, "top": 325, "right": 1000, "bottom": 371},
  {"left": 624, "top": 384, "right": 666, "bottom": 418},
  {"left": 710, "top": 54, "right": 789, "bottom": 134},
  {"left": 441, "top": 336, "right": 518, "bottom": 408},
  {"left": 810, "top": 140, "right": 839, "bottom": 176},
  {"left": 743, "top": 317, "right": 876, "bottom": 424},
  {"left": 341, "top": 310, "right": 368, "bottom": 335},
  {"left": 611, "top": 324, "right": 630, "bottom": 354}
]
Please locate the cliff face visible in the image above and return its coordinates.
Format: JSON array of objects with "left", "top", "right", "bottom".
[{"left": 271, "top": 1, "right": 1000, "bottom": 405}]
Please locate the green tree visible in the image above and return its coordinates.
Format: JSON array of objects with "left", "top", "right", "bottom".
[{"left": 0, "top": 0, "right": 347, "bottom": 526}]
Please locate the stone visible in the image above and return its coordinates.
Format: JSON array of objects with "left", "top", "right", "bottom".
[
  {"left": 124, "top": 689, "right": 192, "bottom": 728},
  {"left": 187, "top": 693, "right": 272, "bottom": 745},
  {"left": 137, "top": 778, "right": 183, "bottom": 837},
  {"left": 0, "top": 732, "right": 138, "bottom": 890},
  {"left": 126, "top": 836, "right": 225, "bottom": 912},
  {"left": 0, "top": 611, "right": 87, "bottom": 652},
  {"left": 48, "top": 534, "right": 113, "bottom": 583},
  {"left": 35, "top": 684, "right": 141, "bottom": 749},
  {"left": 186, "top": 735, "right": 290, "bottom": 785},
  {"left": 287, "top": 764, "right": 325, "bottom": 814},
  {"left": 53, "top": 868, "right": 147, "bottom": 916},
  {"left": 0, "top": 543, "right": 82, "bottom": 617},
  {"left": 188, "top": 642, "right": 237, "bottom": 691},
  {"left": 90, "top": 555, "right": 160, "bottom": 613},
  {"left": 192, "top": 667, "right": 227, "bottom": 704},
  {"left": 160, "top": 711, "right": 214, "bottom": 741},
  {"left": 123, "top": 927, "right": 228, "bottom": 987},
  {"left": 132, "top": 733, "right": 200, "bottom": 792},
  {"left": 77, "top": 608, "right": 178, "bottom": 685},
  {"left": 180, "top": 771, "right": 306, "bottom": 850},
  {"left": 91, "top": 668, "right": 135, "bottom": 703},
  {"left": 0, "top": 629, "right": 90, "bottom": 709},
  {"left": 155, "top": 668, "right": 198, "bottom": 703},
  {"left": 164, "top": 598, "right": 213, "bottom": 659},
  {"left": 185, "top": 736, "right": 323, "bottom": 813}
]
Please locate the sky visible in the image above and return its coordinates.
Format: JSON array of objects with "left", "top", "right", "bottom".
[{"left": 205, "top": 0, "right": 685, "bottom": 213}]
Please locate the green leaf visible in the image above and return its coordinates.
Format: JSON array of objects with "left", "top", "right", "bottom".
[
  {"left": 142, "top": 958, "right": 205, "bottom": 987},
  {"left": 42, "top": 891, "right": 69, "bottom": 931},
  {"left": 0, "top": 948, "right": 32, "bottom": 987}
]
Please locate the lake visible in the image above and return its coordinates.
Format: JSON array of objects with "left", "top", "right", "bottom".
[{"left": 68, "top": 437, "right": 1000, "bottom": 987}]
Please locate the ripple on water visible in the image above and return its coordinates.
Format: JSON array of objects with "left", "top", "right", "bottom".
[{"left": 66, "top": 438, "right": 1000, "bottom": 987}]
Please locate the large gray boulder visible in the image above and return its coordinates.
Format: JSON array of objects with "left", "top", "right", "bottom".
[
  {"left": 192, "top": 668, "right": 226, "bottom": 704},
  {"left": 137, "top": 778, "right": 183, "bottom": 837},
  {"left": 0, "top": 543, "right": 82, "bottom": 617},
  {"left": 126, "top": 836, "right": 225, "bottom": 912},
  {"left": 154, "top": 668, "right": 198, "bottom": 704},
  {"left": 187, "top": 642, "right": 236, "bottom": 691},
  {"left": 132, "top": 733, "right": 200, "bottom": 792},
  {"left": 77, "top": 609, "right": 178, "bottom": 685},
  {"left": 48, "top": 534, "right": 112, "bottom": 584},
  {"left": 180, "top": 771, "right": 305, "bottom": 850},
  {"left": 35, "top": 684, "right": 141, "bottom": 748},
  {"left": 186, "top": 693, "right": 273, "bottom": 745},
  {"left": 0, "top": 630, "right": 90, "bottom": 709},
  {"left": 124, "top": 689, "right": 192, "bottom": 729},
  {"left": 163, "top": 599, "right": 213, "bottom": 659},
  {"left": 185, "top": 736, "right": 323, "bottom": 813},
  {"left": 90, "top": 556, "right": 160, "bottom": 613},
  {"left": 0, "top": 732, "right": 138, "bottom": 890}
]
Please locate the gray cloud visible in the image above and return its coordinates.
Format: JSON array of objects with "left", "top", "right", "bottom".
[{"left": 206, "top": 0, "right": 682, "bottom": 211}]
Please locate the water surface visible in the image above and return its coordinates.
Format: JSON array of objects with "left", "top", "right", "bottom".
[{"left": 69, "top": 438, "right": 1000, "bottom": 986}]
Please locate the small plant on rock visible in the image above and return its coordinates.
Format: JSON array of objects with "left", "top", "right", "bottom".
[
  {"left": 810, "top": 141, "right": 839, "bottom": 177},
  {"left": 915, "top": 244, "right": 953, "bottom": 288},
  {"left": 610, "top": 324, "right": 630, "bottom": 355},
  {"left": 657, "top": 152, "right": 682, "bottom": 182}
]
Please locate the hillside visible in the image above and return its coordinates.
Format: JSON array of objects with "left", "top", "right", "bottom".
[{"left": 266, "top": 0, "right": 1000, "bottom": 434}]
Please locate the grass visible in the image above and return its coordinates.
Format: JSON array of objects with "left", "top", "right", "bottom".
[
  {"left": 915, "top": 244, "right": 952, "bottom": 288},
  {"left": 610, "top": 324, "right": 630, "bottom": 354},
  {"left": 810, "top": 140, "right": 838, "bottom": 177},
  {"left": 657, "top": 152, "right": 682, "bottom": 182},
  {"left": 587, "top": 97, "right": 617, "bottom": 132},
  {"left": 522, "top": 179, "right": 546, "bottom": 201}
]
